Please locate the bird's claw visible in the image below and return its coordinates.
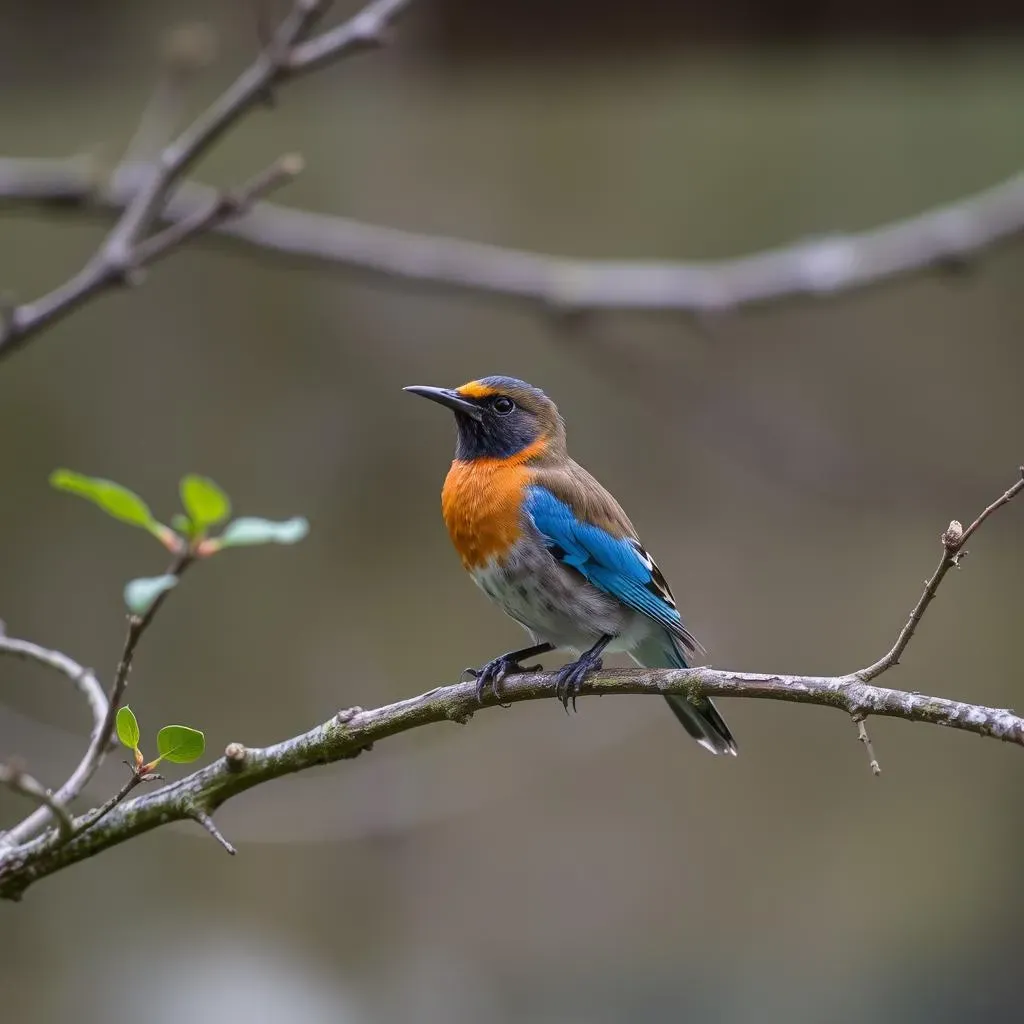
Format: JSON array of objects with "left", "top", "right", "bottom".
[
  {"left": 554, "top": 652, "right": 604, "bottom": 713},
  {"left": 464, "top": 655, "right": 540, "bottom": 705}
]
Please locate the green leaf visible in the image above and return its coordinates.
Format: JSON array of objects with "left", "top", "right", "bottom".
[
  {"left": 124, "top": 574, "right": 178, "bottom": 615},
  {"left": 155, "top": 725, "right": 205, "bottom": 764},
  {"left": 218, "top": 516, "right": 309, "bottom": 548},
  {"left": 171, "top": 513, "right": 195, "bottom": 538},
  {"left": 50, "top": 470, "right": 156, "bottom": 531},
  {"left": 116, "top": 706, "right": 140, "bottom": 750},
  {"left": 180, "top": 475, "right": 231, "bottom": 530}
]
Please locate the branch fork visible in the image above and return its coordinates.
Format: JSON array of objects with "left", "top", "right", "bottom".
[{"left": 0, "top": 0, "right": 412, "bottom": 361}]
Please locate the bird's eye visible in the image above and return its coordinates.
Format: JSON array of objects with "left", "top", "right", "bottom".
[{"left": 492, "top": 396, "right": 515, "bottom": 415}]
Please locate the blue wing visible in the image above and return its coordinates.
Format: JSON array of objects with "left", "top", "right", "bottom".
[{"left": 524, "top": 485, "right": 701, "bottom": 654}]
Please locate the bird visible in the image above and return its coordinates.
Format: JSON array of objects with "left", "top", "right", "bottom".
[{"left": 404, "top": 375, "right": 737, "bottom": 756}]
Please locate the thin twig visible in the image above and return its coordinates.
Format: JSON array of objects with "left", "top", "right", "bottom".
[
  {"left": 958, "top": 466, "right": 1024, "bottom": 547},
  {"left": 94, "top": 553, "right": 194, "bottom": 779},
  {"left": 853, "top": 717, "right": 881, "bottom": 777},
  {"left": 287, "top": 0, "right": 413, "bottom": 71},
  {"left": 5, "top": 551, "right": 193, "bottom": 850},
  {"left": 189, "top": 809, "right": 236, "bottom": 854},
  {"left": 3, "top": 159, "right": 1024, "bottom": 315},
  {"left": 859, "top": 469, "right": 1024, "bottom": 681},
  {"left": 0, "top": 0, "right": 411, "bottom": 361},
  {"left": 0, "top": 637, "right": 106, "bottom": 846},
  {"left": 102, "top": 27, "right": 211, "bottom": 266},
  {"left": 0, "top": 765, "right": 74, "bottom": 839},
  {"left": 131, "top": 153, "right": 304, "bottom": 265},
  {"left": 70, "top": 773, "right": 144, "bottom": 838}
]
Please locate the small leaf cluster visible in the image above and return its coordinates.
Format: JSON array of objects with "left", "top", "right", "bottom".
[
  {"left": 115, "top": 706, "right": 205, "bottom": 774},
  {"left": 50, "top": 470, "right": 309, "bottom": 614}
]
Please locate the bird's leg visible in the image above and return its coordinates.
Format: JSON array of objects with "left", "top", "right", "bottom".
[
  {"left": 463, "top": 642, "right": 555, "bottom": 704},
  {"left": 554, "top": 635, "right": 613, "bottom": 713}
]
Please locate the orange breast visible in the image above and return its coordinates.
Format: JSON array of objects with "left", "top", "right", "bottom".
[{"left": 441, "top": 459, "right": 527, "bottom": 570}]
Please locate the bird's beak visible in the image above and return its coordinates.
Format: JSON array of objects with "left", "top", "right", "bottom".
[{"left": 403, "top": 385, "right": 484, "bottom": 420}]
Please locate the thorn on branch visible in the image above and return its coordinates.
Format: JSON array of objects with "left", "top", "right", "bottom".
[
  {"left": 189, "top": 809, "right": 236, "bottom": 855},
  {"left": 852, "top": 716, "right": 881, "bottom": 776}
]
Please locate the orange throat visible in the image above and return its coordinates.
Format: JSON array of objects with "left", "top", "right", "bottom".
[{"left": 440, "top": 439, "right": 547, "bottom": 570}]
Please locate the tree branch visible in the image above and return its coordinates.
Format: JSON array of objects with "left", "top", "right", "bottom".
[
  {"left": 0, "top": 0, "right": 413, "bottom": 361},
  {"left": 0, "top": 551, "right": 191, "bottom": 848},
  {"left": 3, "top": 157, "right": 1023, "bottom": 315},
  {"left": 0, "top": 764, "right": 73, "bottom": 840},
  {"left": 0, "top": 636, "right": 106, "bottom": 846},
  {"left": 859, "top": 468, "right": 1024, "bottom": 681},
  {"left": 0, "top": 467, "right": 1019, "bottom": 902},
  {"left": 1, "top": 663, "right": 1022, "bottom": 901}
]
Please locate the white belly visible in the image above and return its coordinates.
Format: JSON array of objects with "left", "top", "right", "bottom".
[{"left": 470, "top": 555, "right": 651, "bottom": 655}]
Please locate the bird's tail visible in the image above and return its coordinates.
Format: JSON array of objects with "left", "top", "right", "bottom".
[{"left": 630, "top": 633, "right": 737, "bottom": 756}]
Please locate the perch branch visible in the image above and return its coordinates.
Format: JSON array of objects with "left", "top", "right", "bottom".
[
  {"left": 2, "top": 158, "right": 1023, "bottom": 314},
  {"left": 0, "top": 468, "right": 1019, "bottom": 900},
  {"left": 1, "top": 664, "right": 1022, "bottom": 901},
  {"left": 0, "top": 0, "right": 413, "bottom": 361}
]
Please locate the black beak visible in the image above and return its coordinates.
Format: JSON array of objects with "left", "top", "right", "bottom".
[{"left": 403, "top": 385, "right": 483, "bottom": 420}]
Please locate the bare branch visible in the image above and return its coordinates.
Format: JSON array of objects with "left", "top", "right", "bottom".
[
  {"left": 0, "top": 0, "right": 411, "bottom": 361},
  {"left": 3, "top": 157, "right": 1023, "bottom": 315},
  {"left": 859, "top": 468, "right": 1024, "bottom": 681},
  {"left": 287, "top": 0, "right": 413, "bottom": 71},
  {"left": 103, "top": 24, "right": 212, "bottom": 265},
  {"left": 0, "top": 764, "right": 73, "bottom": 840},
  {"left": 0, "top": 637, "right": 106, "bottom": 846},
  {"left": 853, "top": 717, "right": 881, "bottom": 777},
  {"left": 130, "top": 153, "right": 304, "bottom": 265}
]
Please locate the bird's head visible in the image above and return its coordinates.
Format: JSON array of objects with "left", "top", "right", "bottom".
[{"left": 404, "top": 375, "right": 565, "bottom": 462}]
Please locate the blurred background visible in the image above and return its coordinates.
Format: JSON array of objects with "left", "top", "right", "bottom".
[{"left": 2, "top": 1, "right": 1023, "bottom": 1021}]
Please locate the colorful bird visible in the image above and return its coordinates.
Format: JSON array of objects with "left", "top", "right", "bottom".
[{"left": 405, "top": 376, "right": 737, "bottom": 755}]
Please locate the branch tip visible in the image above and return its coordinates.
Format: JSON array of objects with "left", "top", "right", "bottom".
[
  {"left": 852, "top": 717, "right": 882, "bottom": 777},
  {"left": 0, "top": 763, "right": 74, "bottom": 838},
  {"left": 224, "top": 742, "right": 247, "bottom": 768},
  {"left": 190, "top": 810, "right": 236, "bottom": 855},
  {"left": 162, "top": 22, "right": 219, "bottom": 72},
  {"left": 278, "top": 152, "right": 306, "bottom": 178},
  {"left": 942, "top": 519, "right": 964, "bottom": 550}
]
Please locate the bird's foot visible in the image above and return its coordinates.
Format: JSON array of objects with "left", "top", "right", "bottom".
[
  {"left": 554, "top": 650, "right": 604, "bottom": 713},
  {"left": 463, "top": 655, "right": 543, "bottom": 705}
]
